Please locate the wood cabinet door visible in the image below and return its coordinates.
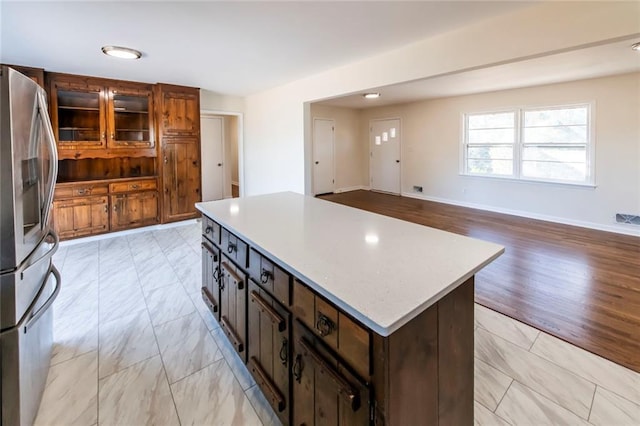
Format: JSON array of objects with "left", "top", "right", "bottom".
[
  {"left": 292, "top": 322, "right": 370, "bottom": 426},
  {"left": 49, "top": 78, "right": 107, "bottom": 150},
  {"left": 52, "top": 196, "right": 108, "bottom": 239},
  {"left": 220, "top": 258, "right": 247, "bottom": 360},
  {"left": 106, "top": 86, "right": 155, "bottom": 149},
  {"left": 248, "top": 280, "right": 290, "bottom": 425},
  {"left": 161, "top": 139, "right": 201, "bottom": 222},
  {"left": 158, "top": 87, "right": 200, "bottom": 136},
  {"left": 201, "top": 241, "right": 220, "bottom": 319},
  {"left": 110, "top": 191, "right": 158, "bottom": 231}
]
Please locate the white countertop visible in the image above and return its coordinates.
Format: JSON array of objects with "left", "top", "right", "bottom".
[{"left": 196, "top": 192, "right": 504, "bottom": 336}]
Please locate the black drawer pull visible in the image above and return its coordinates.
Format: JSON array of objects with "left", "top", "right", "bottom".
[
  {"left": 279, "top": 338, "right": 288, "bottom": 365},
  {"left": 260, "top": 268, "right": 273, "bottom": 284},
  {"left": 292, "top": 354, "right": 303, "bottom": 383},
  {"left": 316, "top": 313, "right": 335, "bottom": 337},
  {"left": 227, "top": 242, "right": 237, "bottom": 254},
  {"left": 299, "top": 337, "right": 361, "bottom": 412},
  {"left": 205, "top": 225, "right": 213, "bottom": 234},
  {"left": 213, "top": 265, "right": 219, "bottom": 281},
  {"left": 250, "top": 290, "right": 286, "bottom": 332}
]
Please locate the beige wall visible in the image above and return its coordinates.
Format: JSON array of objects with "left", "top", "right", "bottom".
[
  {"left": 310, "top": 104, "right": 366, "bottom": 191},
  {"left": 353, "top": 72, "right": 640, "bottom": 233}
]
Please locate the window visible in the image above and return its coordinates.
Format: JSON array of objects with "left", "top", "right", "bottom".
[{"left": 463, "top": 104, "right": 592, "bottom": 185}]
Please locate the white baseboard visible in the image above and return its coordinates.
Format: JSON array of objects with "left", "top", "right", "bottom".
[
  {"left": 334, "top": 185, "right": 370, "bottom": 193},
  {"left": 59, "top": 219, "right": 200, "bottom": 247},
  {"left": 401, "top": 191, "right": 640, "bottom": 237}
]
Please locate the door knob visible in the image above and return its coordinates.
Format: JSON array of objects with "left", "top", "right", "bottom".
[
  {"left": 396, "top": 160, "right": 400, "bottom": 163},
  {"left": 217, "top": 163, "right": 222, "bottom": 166},
  {"left": 315, "top": 161, "right": 319, "bottom": 165}
]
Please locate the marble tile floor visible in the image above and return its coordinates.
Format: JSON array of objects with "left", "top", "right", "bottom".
[{"left": 35, "top": 221, "right": 640, "bottom": 425}]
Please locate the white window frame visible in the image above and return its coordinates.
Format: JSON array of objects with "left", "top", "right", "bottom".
[{"left": 460, "top": 102, "right": 595, "bottom": 187}]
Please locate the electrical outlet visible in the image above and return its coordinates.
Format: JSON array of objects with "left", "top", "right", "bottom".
[{"left": 413, "top": 185, "right": 423, "bottom": 193}]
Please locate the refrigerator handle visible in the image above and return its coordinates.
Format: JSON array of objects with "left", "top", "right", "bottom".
[
  {"left": 23, "top": 264, "right": 61, "bottom": 334},
  {"left": 37, "top": 89, "right": 58, "bottom": 229},
  {"left": 20, "top": 229, "right": 58, "bottom": 278}
]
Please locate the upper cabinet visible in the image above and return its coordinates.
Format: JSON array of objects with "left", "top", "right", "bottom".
[
  {"left": 48, "top": 74, "right": 155, "bottom": 159},
  {"left": 156, "top": 84, "right": 200, "bottom": 137}
]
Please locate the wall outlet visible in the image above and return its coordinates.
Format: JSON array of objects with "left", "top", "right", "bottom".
[{"left": 413, "top": 185, "right": 423, "bottom": 193}]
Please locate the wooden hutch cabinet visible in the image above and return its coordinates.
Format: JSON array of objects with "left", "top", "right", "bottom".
[{"left": 156, "top": 84, "right": 202, "bottom": 223}]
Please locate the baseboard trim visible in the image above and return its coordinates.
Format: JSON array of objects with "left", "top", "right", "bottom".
[
  {"left": 334, "top": 185, "right": 371, "bottom": 193},
  {"left": 59, "top": 218, "right": 200, "bottom": 247},
  {"left": 401, "top": 192, "right": 640, "bottom": 237}
]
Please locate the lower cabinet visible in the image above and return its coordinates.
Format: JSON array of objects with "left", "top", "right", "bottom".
[
  {"left": 52, "top": 195, "right": 108, "bottom": 239},
  {"left": 292, "top": 321, "right": 370, "bottom": 426},
  {"left": 248, "top": 280, "right": 291, "bottom": 425},
  {"left": 110, "top": 191, "right": 158, "bottom": 231},
  {"left": 201, "top": 240, "right": 220, "bottom": 318},
  {"left": 220, "top": 257, "right": 247, "bottom": 360}
]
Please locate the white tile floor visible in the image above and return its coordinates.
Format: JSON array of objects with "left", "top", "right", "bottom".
[{"left": 34, "top": 221, "right": 640, "bottom": 425}]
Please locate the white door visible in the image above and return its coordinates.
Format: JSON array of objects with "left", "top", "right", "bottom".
[
  {"left": 313, "top": 118, "right": 335, "bottom": 195},
  {"left": 370, "top": 118, "right": 401, "bottom": 194},
  {"left": 201, "top": 115, "right": 224, "bottom": 201}
]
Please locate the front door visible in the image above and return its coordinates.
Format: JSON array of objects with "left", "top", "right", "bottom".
[
  {"left": 201, "top": 115, "right": 224, "bottom": 201},
  {"left": 370, "top": 118, "right": 400, "bottom": 194},
  {"left": 312, "top": 118, "right": 335, "bottom": 195}
]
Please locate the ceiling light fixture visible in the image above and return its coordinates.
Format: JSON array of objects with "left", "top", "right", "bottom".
[
  {"left": 101, "top": 45, "right": 142, "bottom": 60},
  {"left": 632, "top": 42, "right": 640, "bottom": 52},
  {"left": 363, "top": 93, "right": 380, "bottom": 99}
]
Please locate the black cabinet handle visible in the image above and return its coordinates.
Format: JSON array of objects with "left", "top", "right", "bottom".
[
  {"left": 227, "top": 242, "right": 237, "bottom": 254},
  {"left": 292, "top": 354, "right": 303, "bottom": 383},
  {"left": 279, "top": 338, "right": 288, "bottom": 366},
  {"left": 205, "top": 226, "right": 213, "bottom": 234},
  {"left": 316, "top": 313, "right": 335, "bottom": 337},
  {"left": 260, "top": 268, "right": 272, "bottom": 284},
  {"left": 213, "top": 266, "right": 219, "bottom": 281}
]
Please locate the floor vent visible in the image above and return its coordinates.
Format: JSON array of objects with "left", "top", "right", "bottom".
[{"left": 616, "top": 213, "right": 640, "bottom": 225}]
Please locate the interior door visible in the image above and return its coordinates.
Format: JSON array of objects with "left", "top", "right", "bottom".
[
  {"left": 370, "top": 118, "right": 401, "bottom": 194},
  {"left": 312, "top": 118, "right": 335, "bottom": 195},
  {"left": 201, "top": 115, "right": 224, "bottom": 201}
]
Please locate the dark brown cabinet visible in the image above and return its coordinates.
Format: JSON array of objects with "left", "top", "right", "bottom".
[
  {"left": 249, "top": 248, "right": 291, "bottom": 307},
  {"left": 220, "top": 258, "right": 247, "bottom": 360},
  {"left": 201, "top": 240, "right": 221, "bottom": 318},
  {"left": 248, "top": 280, "right": 291, "bottom": 425},
  {"left": 110, "top": 191, "right": 158, "bottom": 231},
  {"left": 292, "top": 321, "right": 370, "bottom": 426},
  {"left": 52, "top": 195, "right": 108, "bottom": 239},
  {"left": 48, "top": 74, "right": 156, "bottom": 158}
]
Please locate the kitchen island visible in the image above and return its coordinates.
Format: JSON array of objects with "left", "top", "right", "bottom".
[{"left": 196, "top": 192, "right": 504, "bottom": 425}]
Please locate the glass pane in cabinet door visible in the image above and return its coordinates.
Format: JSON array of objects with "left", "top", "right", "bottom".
[
  {"left": 57, "top": 90, "right": 101, "bottom": 142},
  {"left": 113, "top": 94, "right": 150, "bottom": 143}
]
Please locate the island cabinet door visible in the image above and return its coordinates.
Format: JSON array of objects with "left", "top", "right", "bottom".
[
  {"left": 292, "top": 321, "right": 370, "bottom": 426},
  {"left": 220, "top": 258, "right": 247, "bottom": 361},
  {"left": 201, "top": 240, "right": 220, "bottom": 319},
  {"left": 247, "top": 280, "right": 290, "bottom": 425}
]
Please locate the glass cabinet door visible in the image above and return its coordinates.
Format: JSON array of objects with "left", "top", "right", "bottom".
[
  {"left": 107, "top": 88, "right": 154, "bottom": 149},
  {"left": 52, "top": 82, "right": 106, "bottom": 149}
]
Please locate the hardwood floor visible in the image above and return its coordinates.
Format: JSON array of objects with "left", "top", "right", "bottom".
[{"left": 320, "top": 190, "right": 640, "bottom": 373}]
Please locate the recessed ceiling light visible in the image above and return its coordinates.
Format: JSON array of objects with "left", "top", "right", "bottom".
[
  {"left": 363, "top": 93, "right": 380, "bottom": 99},
  {"left": 101, "top": 45, "right": 142, "bottom": 60},
  {"left": 632, "top": 42, "right": 640, "bottom": 52}
]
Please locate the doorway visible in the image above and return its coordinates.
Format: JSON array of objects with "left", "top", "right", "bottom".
[
  {"left": 370, "top": 118, "right": 401, "bottom": 194},
  {"left": 200, "top": 113, "right": 242, "bottom": 201},
  {"left": 312, "top": 118, "right": 335, "bottom": 195}
]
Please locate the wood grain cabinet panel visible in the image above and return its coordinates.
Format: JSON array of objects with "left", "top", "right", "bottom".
[
  {"left": 201, "top": 240, "right": 221, "bottom": 319},
  {"left": 161, "top": 139, "right": 201, "bottom": 222},
  {"left": 156, "top": 85, "right": 200, "bottom": 136},
  {"left": 52, "top": 196, "right": 108, "bottom": 239},
  {"left": 248, "top": 280, "right": 290, "bottom": 425},
  {"left": 249, "top": 248, "right": 291, "bottom": 306},
  {"left": 220, "top": 258, "right": 247, "bottom": 360},
  {"left": 110, "top": 191, "right": 158, "bottom": 231}
]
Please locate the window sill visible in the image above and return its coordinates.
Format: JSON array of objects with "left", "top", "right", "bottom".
[{"left": 459, "top": 173, "right": 597, "bottom": 189}]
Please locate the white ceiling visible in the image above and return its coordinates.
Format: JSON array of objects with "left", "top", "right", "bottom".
[
  {"left": 316, "top": 37, "right": 640, "bottom": 109},
  {"left": 1, "top": 1, "right": 534, "bottom": 96}
]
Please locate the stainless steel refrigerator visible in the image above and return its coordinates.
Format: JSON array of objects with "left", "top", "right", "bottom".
[{"left": 0, "top": 66, "right": 61, "bottom": 426}]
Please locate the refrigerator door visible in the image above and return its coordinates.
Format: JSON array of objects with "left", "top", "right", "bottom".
[
  {"left": 0, "top": 67, "right": 58, "bottom": 272},
  {"left": 0, "top": 230, "right": 58, "bottom": 330},
  {"left": 1, "top": 264, "right": 60, "bottom": 426}
]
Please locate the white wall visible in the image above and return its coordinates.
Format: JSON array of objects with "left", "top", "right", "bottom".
[
  {"left": 357, "top": 73, "right": 640, "bottom": 234},
  {"left": 242, "top": 2, "right": 640, "bottom": 196},
  {"left": 200, "top": 89, "right": 244, "bottom": 112},
  {"left": 310, "top": 104, "right": 365, "bottom": 191}
]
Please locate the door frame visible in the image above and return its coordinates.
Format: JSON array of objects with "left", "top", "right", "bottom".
[
  {"left": 369, "top": 117, "right": 402, "bottom": 195},
  {"left": 312, "top": 117, "right": 336, "bottom": 195},
  {"left": 201, "top": 109, "right": 245, "bottom": 197}
]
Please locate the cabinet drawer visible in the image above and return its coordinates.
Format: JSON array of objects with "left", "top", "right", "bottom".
[
  {"left": 55, "top": 184, "right": 108, "bottom": 199},
  {"left": 109, "top": 179, "right": 157, "bottom": 193},
  {"left": 249, "top": 248, "right": 291, "bottom": 306},
  {"left": 202, "top": 216, "right": 221, "bottom": 247},
  {"left": 221, "top": 228, "right": 248, "bottom": 269},
  {"left": 293, "top": 280, "right": 371, "bottom": 380}
]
